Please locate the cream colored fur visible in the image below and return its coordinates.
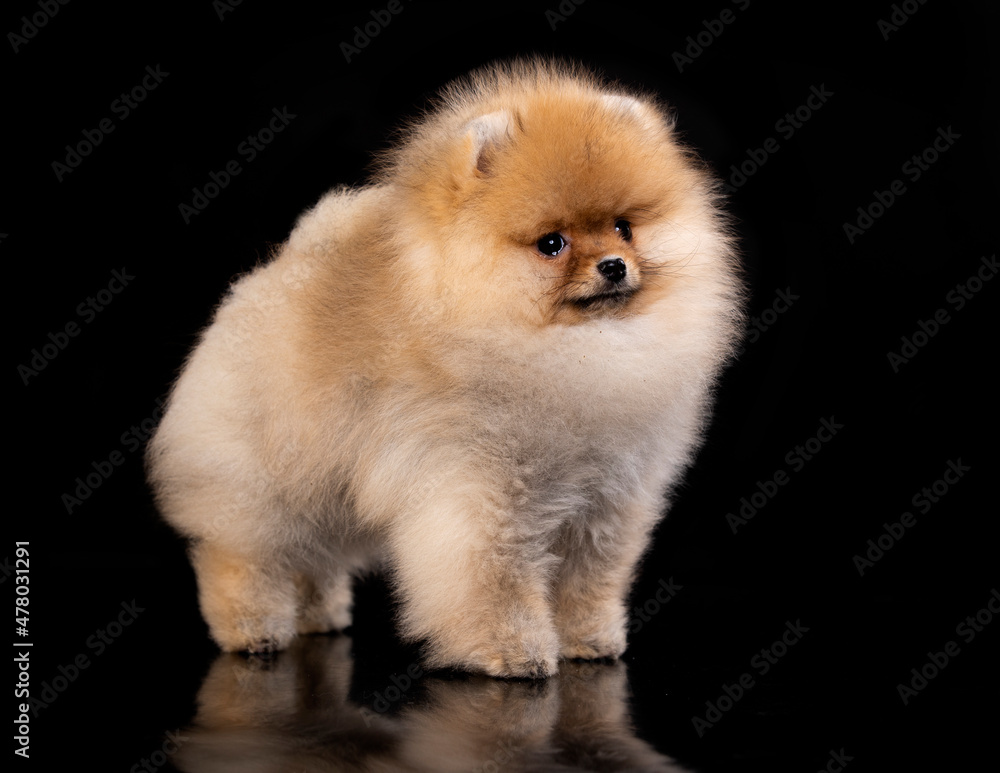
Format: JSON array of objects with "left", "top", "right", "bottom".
[{"left": 146, "top": 59, "right": 743, "bottom": 677}]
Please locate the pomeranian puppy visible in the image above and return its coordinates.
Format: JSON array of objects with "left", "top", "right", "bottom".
[{"left": 146, "top": 59, "right": 743, "bottom": 678}]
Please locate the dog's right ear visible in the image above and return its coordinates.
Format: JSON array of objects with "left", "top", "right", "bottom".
[
  {"left": 601, "top": 93, "right": 673, "bottom": 135},
  {"left": 463, "top": 110, "right": 515, "bottom": 176}
]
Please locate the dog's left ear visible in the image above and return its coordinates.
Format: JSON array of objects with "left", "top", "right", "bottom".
[{"left": 463, "top": 110, "right": 515, "bottom": 176}]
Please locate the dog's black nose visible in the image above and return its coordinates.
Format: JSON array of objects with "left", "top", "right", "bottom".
[{"left": 597, "top": 257, "right": 627, "bottom": 284}]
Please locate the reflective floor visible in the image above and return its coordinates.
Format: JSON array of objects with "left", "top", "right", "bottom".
[
  {"left": 173, "top": 637, "right": 688, "bottom": 772},
  {"left": 38, "top": 570, "right": 995, "bottom": 772}
]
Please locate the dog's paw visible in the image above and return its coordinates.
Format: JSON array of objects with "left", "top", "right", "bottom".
[
  {"left": 558, "top": 613, "right": 627, "bottom": 662},
  {"left": 244, "top": 637, "right": 280, "bottom": 655},
  {"left": 559, "top": 634, "right": 626, "bottom": 661},
  {"left": 480, "top": 647, "right": 559, "bottom": 680},
  {"left": 209, "top": 615, "right": 297, "bottom": 654},
  {"left": 425, "top": 626, "right": 560, "bottom": 679}
]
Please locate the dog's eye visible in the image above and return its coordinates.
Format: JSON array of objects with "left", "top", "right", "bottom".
[
  {"left": 615, "top": 219, "right": 632, "bottom": 242},
  {"left": 536, "top": 232, "right": 566, "bottom": 257}
]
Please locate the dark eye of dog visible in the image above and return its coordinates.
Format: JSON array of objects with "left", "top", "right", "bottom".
[
  {"left": 537, "top": 232, "right": 566, "bottom": 257},
  {"left": 615, "top": 219, "right": 632, "bottom": 241}
]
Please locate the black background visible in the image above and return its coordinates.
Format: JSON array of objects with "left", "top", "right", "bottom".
[{"left": 9, "top": 0, "right": 997, "bottom": 770}]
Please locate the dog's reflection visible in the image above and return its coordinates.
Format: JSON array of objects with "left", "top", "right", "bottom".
[{"left": 171, "top": 635, "right": 689, "bottom": 772}]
